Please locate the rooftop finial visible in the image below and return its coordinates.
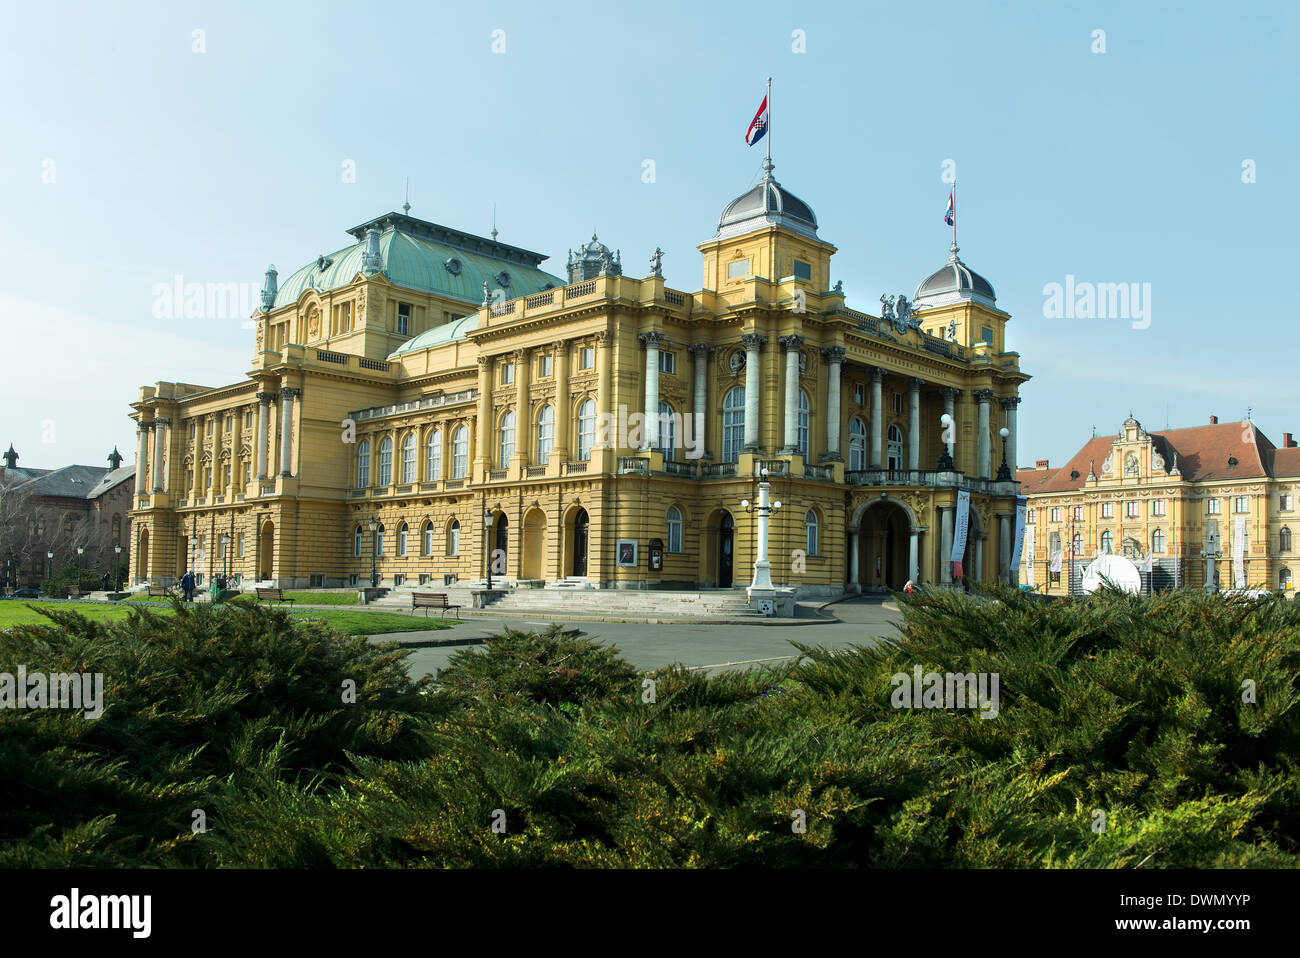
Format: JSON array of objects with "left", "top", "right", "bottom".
[
  {"left": 491, "top": 203, "right": 498, "bottom": 241},
  {"left": 402, "top": 177, "right": 411, "bottom": 214},
  {"left": 2, "top": 444, "right": 16, "bottom": 469}
]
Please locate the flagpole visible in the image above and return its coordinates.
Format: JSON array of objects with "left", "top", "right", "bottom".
[
  {"left": 952, "top": 179, "right": 958, "bottom": 253},
  {"left": 765, "top": 76, "right": 772, "bottom": 172}
]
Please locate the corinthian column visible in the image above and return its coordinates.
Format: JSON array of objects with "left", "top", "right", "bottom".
[
  {"left": 741, "top": 333, "right": 766, "bottom": 453},
  {"left": 821, "top": 347, "right": 844, "bottom": 461},
  {"left": 553, "top": 342, "right": 570, "bottom": 461},
  {"left": 640, "top": 331, "right": 664, "bottom": 451},
  {"left": 779, "top": 334, "right": 804, "bottom": 454},
  {"left": 908, "top": 378, "right": 922, "bottom": 471},
  {"left": 975, "top": 389, "right": 993, "bottom": 478},
  {"left": 475, "top": 356, "right": 493, "bottom": 471},
  {"left": 151, "top": 417, "right": 169, "bottom": 492},
  {"left": 688, "top": 343, "right": 712, "bottom": 458},
  {"left": 869, "top": 367, "right": 884, "bottom": 469},
  {"left": 256, "top": 391, "right": 274, "bottom": 480},
  {"left": 279, "top": 387, "right": 300, "bottom": 477},
  {"left": 135, "top": 421, "right": 150, "bottom": 496},
  {"left": 1001, "top": 396, "right": 1020, "bottom": 476}
]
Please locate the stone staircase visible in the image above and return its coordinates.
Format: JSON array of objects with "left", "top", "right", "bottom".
[{"left": 484, "top": 588, "right": 765, "bottom": 620}]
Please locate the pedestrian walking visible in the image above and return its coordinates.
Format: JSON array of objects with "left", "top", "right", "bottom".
[
  {"left": 180, "top": 570, "right": 195, "bottom": 602},
  {"left": 903, "top": 579, "right": 916, "bottom": 597}
]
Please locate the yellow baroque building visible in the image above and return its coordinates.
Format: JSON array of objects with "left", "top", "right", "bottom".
[
  {"left": 128, "top": 164, "right": 1029, "bottom": 595},
  {"left": 1017, "top": 416, "right": 1300, "bottom": 595}
]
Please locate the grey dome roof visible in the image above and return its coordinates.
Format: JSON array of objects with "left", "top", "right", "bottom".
[
  {"left": 716, "top": 164, "right": 818, "bottom": 240},
  {"left": 913, "top": 244, "right": 996, "bottom": 308}
]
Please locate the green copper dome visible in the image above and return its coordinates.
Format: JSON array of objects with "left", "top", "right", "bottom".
[
  {"left": 271, "top": 212, "right": 565, "bottom": 309},
  {"left": 388, "top": 312, "right": 480, "bottom": 358}
]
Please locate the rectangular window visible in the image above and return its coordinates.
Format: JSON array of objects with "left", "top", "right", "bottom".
[
  {"left": 237, "top": 533, "right": 245, "bottom": 558},
  {"left": 892, "top": 392, "right": 903, "bottom": 414},
  {"left": 189, "top": 422, "right": 196, "bottom": 438},
  {"left": 340, "top": 301, "right": 352, "bottom": 332},
  {"left": 1027, "top": 510, "right": 1035, "bottom": 524},
  {"left": 540, "top": 355, "right": 553, "bottom": 378},
  {"left": 1126, "top": 501, "right": 1139, "bottom": 518},
  {"left": 224, "top": 465, "right": 231, "bottom": 488},
  {"left": 727, "top": 259, "right": 750, "bottom": 280},
  {"left": 1153, "top": 499, "right": 1166, "bottom": 516},
  {"left": 207, "top": 419, "right": 214, "bottom": 435},
  {"left": 659, "top": 351, "right": 675, "bottom": 375},
  {"left": 580, "top": 347, "right": 594, "bottom": 370},
  {"left": 1051, "top": 508, "right": 1061, "bottom": 523},
  {"left": 793, "top": 259, "right": 811, "bottom": 281},
  {"left": 1282, "top": 494, "right": 1293, "bottom": 511},
  {"left": 854, "top": 383, "right": 865, "bottom": 405},
  {"left": 1233, "top": 496, "right": 1249, "bottom": 513},
  {"left": 1207, "top": 499, "right": 1221, "bottom": 514},
  {"left": 224, "top": 414, "right": 232, "bottom": 432},
  {"left": 397, "top": 303, "right": 410, "bottom": 336},
  {"left": 245, "top": 411, "right": 253, "bottom": 429},
  {"left": 502, "top": 363, "right": 514, "bottom": 385},
  {"left": 1073, "top": 507, "right": 1083, "bottom": 521},
  {"left": 1101, "top": 503, "right": 1113, "bottom": 518},
  {"left": 981, "top": 327, "right": 994, "bottom": 345}
]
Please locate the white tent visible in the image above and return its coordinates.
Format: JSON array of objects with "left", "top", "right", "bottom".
[{"left": 1082, "top": 553, "right": 1143, "bottom": 594}]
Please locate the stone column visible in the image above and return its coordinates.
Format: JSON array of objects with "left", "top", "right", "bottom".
[
  {"left": 999, "top": 513, "right": 1012, "bottom": 583},
  {"left": 909, "top": 530, "right": 919, "bottom": 583},
  {"left": 974, "top": 536, "right": 983, "bottom": 583},
  {"left": 640, "top": 332, "right": 664, "bottom": 451},
  {"left": 941, "top": 387, "right": 958, "bottom": 468},
  {"left": 908, "top": 378, "right": 922, "bottom": 471},
  {"left": 869, "top": 367, "right": 884, "bottom": 469},
  {"left": 552, "top": 342, "right": 569, "bottom": 461},
  {"left": 475, "top": 356, "right": 493, "bottom": 470},
  {"left": 848, "top": 530, "right": 859, "bottom": 589},
  {"left": 134, "top": 421, "right": 150, "bottom": 496},
  {"left": 151, "top": 417, "right": 168, "bottom": 492},
  {"left": 595, "top": 332, "right": 612, "bottom": 451},
  {"left": 940, "top": 506, "right": 953, "bottom": 585},
  {"left": 1001, "top": 396, "right": 1020, "bottom": 475},
  {"left": 689, "top": 343, "right": 712, "bottom": 459},
  {"left": 279, "top": 387, "right": 299, "bottom": 477},
  {"left": 256, "top": 392, "right": 274, "bottom": 480},
  {"left": 975, "top": 389, "right": 993, "bottom": 478},
  {"left": 741, "top": 333, "right": 765, "bottom": 452},
  {"left": 512, "top": 348, "right": 530, "bottom": 465},
  {"left": 779, "top": 334, "right": 804, "bottom": 454},
  {"left": 821, "top": 347, "right": 844, "bottom": 461}
]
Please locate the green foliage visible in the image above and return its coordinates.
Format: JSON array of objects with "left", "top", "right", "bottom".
[{"left": 4, "top": 586, "right": 1298, "bottom": 867}]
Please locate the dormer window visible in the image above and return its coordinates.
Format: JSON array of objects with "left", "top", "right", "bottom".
[
  {"left": 495, "top": 271, "right": 511, "bottom": 288},
  {"left": 317, "top": 255, "right": 333, "bottom": 271},
  {"left": 793, "top": 260, "right": 811, "bottom": 281},
  {"left": 444, "top": 258, "right": 462, "bottom": 275}
]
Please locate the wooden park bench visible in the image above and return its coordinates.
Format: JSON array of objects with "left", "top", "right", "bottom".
[
  {"left": 412, "top": 592, "right": 461, "bottom": 619},
  {"left": 256, "top": 587, "right": 295, "bottom": 604}
]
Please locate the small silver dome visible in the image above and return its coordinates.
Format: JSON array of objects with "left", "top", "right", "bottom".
[
  {"left": 716, "top": 163, "right": 818, "bottom": 240},
  {"left": 914, "top": 244, "right": 996, "bottom": 308}
]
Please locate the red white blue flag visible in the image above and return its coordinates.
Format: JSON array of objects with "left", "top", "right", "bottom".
[
  {"left": 944, "top": 191, "right": 955, "bottom": 226},
  {"left": 745, "top": 96, "right": 768, "bottom": 146}
]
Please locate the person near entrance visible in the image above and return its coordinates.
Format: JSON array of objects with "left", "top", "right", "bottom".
[{"left": 179, "top": 569, "right": 196, "bottom": 602}]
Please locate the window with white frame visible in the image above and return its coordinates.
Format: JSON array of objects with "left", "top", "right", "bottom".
[
  {"left": 537, "top": 405, "right": 555, "bottom": 463},
  {"left": 853, "top": 383, "right": 865, "bottom": 405},
  {"left": 377, "top": 438, "right": 393, "bottom": 485},
  {"left": 398, "top": 522, "right": 408, "bottom": 557},
  {"left": 540, "top": 354, "right": 553, "bottom": 378},
  {"left": 658, "top": 402, "right": 675, "bottom": 461},
  {"left": 452, "top": 426, "right": 468, "bottom": 478},
  {"left": 1152, "top": 528, "right": 1165, "bottom": 553},
  {"left": 356, "top": 440, "right": 370, "bottom": 488},
  {"left": 1233, "top": 496, "right": 1249, "bottom": 513},
  {"left": 1281, "top": 493, "right": 1293, "bottom": 511},
  {"left": 499, "top": 410, "right": 515, "bottom": 467},
  {"left": 423, "top": 521, "right": 434, "bottom": 556},
  {"left": 1027, "top": 510, "right": 1036, "bottom": 524},
  {"left": 805, "top": 509, "right": 819, "bottom": 556},
  {"left": 577, "top": 399, "right": 596, "bottom": 460},
  {"left": 502, "top": 363, "right": 515, "bottom": 385},
  {"left": 397, "top": 303, "right": 410, "bottom": 336},
  {"left": 797, "top": 390, "right": 810, "bottom": 458},
  {"left": 1073, "top": 507, "right": 1083, "bottom": 521},
  {"left": 667, "top": 506, "right": 682, "bottom": 554},
  {"left": 1207, "top": 498, "right": 1221, "bottom": 514},
  {"left": 1126, "top": 501, "right": 1139, "bottom": 518},
  {"left": 1050, "top": 507, "right": 1062, "bottom": 523},
  {"left": 401, "top": 433, "right": 416, "bottom": 484},
  {"left": 1100, "top": 530, "right": 1113, "bottom": 554},
  {"left": 722, "top": 387, "right": 745, "bottom": 462},
  {"left": 427, "top": 429, "right": 442, "bottom": 481},
  {"left": 1281, "top": 568, "right": 1293, "bottom": 591},
  {"left": 1153, "top": 499, "right": 1166, "bottom": 516},
  {"left": 1101, "top": 502, "right": 1113, "bottom": 518},
  {"left": 659, "top": 351, "right": 675, "bottom": 375},
  {"left": 375, "top": 523, "right": 385, "bottom": 556},
  {"left": 353, "top": 526, "right": 362, "bottom": 557},
  {"left": 849, "top": 417, "right": 867, "bottom": 471},
  {"left": 447, "top": 519, "right": 460, "bottom": 556},
  {"left": 580, "top": 346, "right": 594, "bottom": 370}
]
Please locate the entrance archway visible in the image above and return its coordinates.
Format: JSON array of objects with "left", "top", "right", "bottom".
[
  {"left": 718, "top": 512, "right": 735, "bottom": 587},
  {"left": 494, "top": 513, "right": 509, "bottom": 565},
  {"left": 569, "top": 508, "right": 589, "bottom": 577},
  {"left": 522, "top": 508, "right": 546, "bottom": 580},
  {"left": 259, "top": 521, "right": 274, "bottom": 580},
  {"left": 850, "top": 497, "right": 918, "bottom": 592},
  {"left": 136, "top": 528, "right": 149, "bottom": 581}
]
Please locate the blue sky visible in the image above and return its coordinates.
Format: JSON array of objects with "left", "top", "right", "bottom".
[{"left": 1, "top": 0, "right": 1296, "bottom": 470}]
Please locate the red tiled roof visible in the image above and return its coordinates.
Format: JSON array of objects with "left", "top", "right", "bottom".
[
  {"left": 1273, "top": 447, "right": 1300, "bottom": 478},
  {"left": 1015, "top": 467, "right": 1057, "bottom": 494}
]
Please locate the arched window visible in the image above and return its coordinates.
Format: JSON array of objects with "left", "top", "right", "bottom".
[
  {"left": 1281, "top": 568, "right": 1293, "bottom": 592},
  {"left": 401, "top": 433, "right": 416, "bottom": 484},
  {"left": 1072, "top": 533, "right": 1083, "bottom": 556},
  {"left": 849, "top": 417, "right": 867, "bottom": 471},
  {"left": 447, "top": 519, "right": 460, "bottom": 557},
  {"left": 356, "top": 439, "right": 370, "bottom": 488},
  {"left": 797, "top": 390, "right": 810, "bottom": 458},
  {"left": 659, "top": 401, "right": 675, "bottom": 462},
  {"left": 805, "top": 509, "right": 819, "bottom": 556},
  {"left": 722, "top": 387, "right": 745, "bottom": 463},
  {"left": 499, "top": 410, "right": 515, "bottom": 468},
  {"left": 451, "top": 426, "right": 468, "bottom": 478},
  {"left": 1281, "top": 527, "right": 1292, "bottom": 552},
  {"left": 375, "top": 523, "right": 385, "bottom": 557},
  {"left": 1100, "top": 530, "right": 1113, "bottom": 554},
  {"left": 887, "top": 425, "right": 903, "bottom": 470},
  {"left": 398, "top": 521, "right": 408, "bottom": 557},
  {"left": 1049, "top": 531, "right": 1061, "bottom": 554},
  {"left": 427, "top": 429, "right": 442, "bottom": 481},
  {"left": 536, "top": 405, "right": 555, "bottom": 464},
  {"left": 423, "top": 520, "right": 434, "bottom": 556},
  {"left": 1152, "top": 529, "right": 1166, "bottom": 553},
  {"left": 353, "top": 525, "right": 362, "bottom": 557},
  {"left": 577, "top": 399, "right": 596, "bottom": 460},
  {"left": 377, "top": 437, "right": 393, "bottom": 486},
  {"left": 667, "top": 505, "right": 683, "bottom": 553}
]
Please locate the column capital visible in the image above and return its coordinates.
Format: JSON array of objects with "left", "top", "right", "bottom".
[
  {"left": 909, "top": 376, "right": 924, "bottom": 391},
  {"left": 973, "top": 388, "right": 994, "bottom": 403},
  {"left": 741, "top": 332, "right": 767, "bottom": 351},
  {"left": 593, "top": 329, "right": 609, "bottom": 343},
  {"left": 476, "top": 354, "right": 493, "bottom": 369},
  {"left": 779, "top": 333, "right": 805, "bottom": 351},
  {"left": 512, "top": 347, "right": 528, "bottom": 363},
  {"left": 257, "top": 391, "right": 278, "bottom": 405},
  {"left": 153, "top": 416, "right": 170, "bottom": 426},
  {"left": 687, "top": 342, "right": 713, "bottom": 358},
  {"left": 999, "top": 395, "right": 1022, "bottom": 409},
  {"left": 943, "top": 386, "right": 961, "bottom": 402},
  {"left": 280, "top": 387, "right": 301, "bottom": 400},
  {"left": 551, "top": 339, "right": 567, "bottom": 354},
  {"left": 870, "top": 366, "right": 885, "bottom": 383},
  {"left": 821, "top": 346, "right": 846, "bottom": 364},
  {"left": 640, "top": 331, "right": 667, "bottom": 348},
  {"left": 140, "top": 419, "right": 156, "bottom": 431}
]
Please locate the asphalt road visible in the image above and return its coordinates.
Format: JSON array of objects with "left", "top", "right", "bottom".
[{"left": 390, "top": 596, "right": 906, "bottom": 678}]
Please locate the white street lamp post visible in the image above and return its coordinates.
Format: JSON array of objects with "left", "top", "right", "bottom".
[{"left": 744, "top": 468, "right": 782, "bottom": 611}]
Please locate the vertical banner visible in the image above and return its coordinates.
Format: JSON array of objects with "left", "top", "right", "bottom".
[
  {"left": 1049, "top": 550, "right": 1062, "bottom": 573},
  {"left": 1233, "top": 516, "right": 1247, "bottom": 590},
  {"left": 950, "top": 489, "right": 971, "bottom": 579},
  {"left": 1024, "top": 524, "right": 1036, "bottom": 587},
  {"left": 1009, "top": 497, "right": 1027, "bottom": 573}
]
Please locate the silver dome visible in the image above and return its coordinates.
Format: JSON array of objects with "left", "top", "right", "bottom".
[
  {"left": 716, "top": 163, "right": 818, "bottom": 240},
  {"left": 914, "top": 243, "right": 996, "bottom": 308}
]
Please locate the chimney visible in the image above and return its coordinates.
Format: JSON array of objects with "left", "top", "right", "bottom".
[
  {"left": 1035, "top": 458, "right": 1049, "bottom": 470},
  {"left": 1209, "top": 415, "right": 1218, "bottom": 424},
  {"left": 1285, "top": 432, "right": 1296, "bottom": 448}
]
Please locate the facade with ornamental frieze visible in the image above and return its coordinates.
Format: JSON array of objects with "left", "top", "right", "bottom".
[{"left": 129, "top": 164, "right": 1028, "bottom": 592}]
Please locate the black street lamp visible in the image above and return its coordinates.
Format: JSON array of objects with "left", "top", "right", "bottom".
[
  {"left": 484, "top": 509, "right": 494, "bottom": 589},
  {"left": 76, "top": 546, "right": 85, "bottom": 593},
  {"left": 114, "top": 543, "right": 122, "bottom": 592},
  {"left": 937, "top": 413, "right": 954, "bottom": 470},
  {"left": 46, "top": 550, "right": 53, "bottom": 587},
  {"left": 996, "top": 426, "right": 1012, "bottom": 481},
  {"left": 368, "top": 517, "right": 379, "bottom": 587}
]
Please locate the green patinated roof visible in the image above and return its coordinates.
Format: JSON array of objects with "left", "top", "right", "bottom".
[
  {"left": 272, "top": 214, "right": 565, "bottom": 310},
  {"left": 387, "top": 312, "right": 481, "bottom": 358}
]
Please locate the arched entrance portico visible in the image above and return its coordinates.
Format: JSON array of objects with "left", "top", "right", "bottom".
[
  {"left": 258, "top": 520, "right": 274, "bottom": 580},
  {"left": 849, "top": 496, "right": 920, "bottom": 593},
  {"left": 136, "top": 528, "right": 150, "bottom": 581},
  {"left": 566, "top": 507, "right": 589, "bottom": 577}
]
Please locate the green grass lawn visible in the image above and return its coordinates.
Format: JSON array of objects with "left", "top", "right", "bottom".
[
  {"left": 0, "top": 600, "right": 454, "bottom": 635},
  {"left": 123, "top": 590, "right": 360, "bottom": 606}
]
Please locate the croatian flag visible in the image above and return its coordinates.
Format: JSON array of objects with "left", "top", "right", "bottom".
[
  {"left": 944, "top": 192, "right": 955, "bottom": 226},
  {"left": 745, "top": 96, "right": 768, "bottom": 146}
]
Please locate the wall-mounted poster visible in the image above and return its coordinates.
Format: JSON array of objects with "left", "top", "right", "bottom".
[{"left": 616, "top": 540, "right": 638, "bottom": 567}]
